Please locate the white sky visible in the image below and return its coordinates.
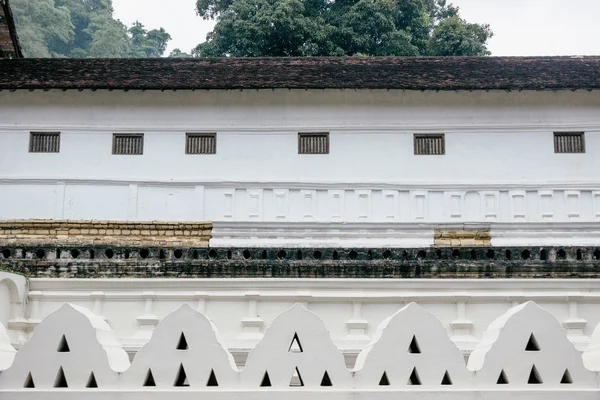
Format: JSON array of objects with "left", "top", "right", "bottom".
[{"left": 112, "top": 0, "right": 600, "bottom": 56}]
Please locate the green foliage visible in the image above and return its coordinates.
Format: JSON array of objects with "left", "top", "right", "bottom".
[
  {"left": 194, "top": 0, "right": 493, "bottom": 57},
  {"left": 11, "top": 0, "right": 172, "bottom": 58}
]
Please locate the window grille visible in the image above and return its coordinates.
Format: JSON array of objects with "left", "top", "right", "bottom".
[
  {"left": 112, "top": 134, "right": 144, "bottom": 155},
  {"left": 298, "top": 133, "right": 329, "bottom": 154},
  {"left": 29, "top": 132, "right": 60, "bottom": 153},
  {"left": 554, "top": 132, "right": 585, "bottom": 153},
  {"left": 414, "top": 134, "right": 445, "bottom": 155},
  {"left": 186, "top": 133, "right": 216, "bottom": 154}
]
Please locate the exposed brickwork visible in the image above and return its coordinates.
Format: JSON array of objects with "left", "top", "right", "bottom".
[
  {"left": 434, "top": 230, "right": 491, "bottom": 247},
  {"left": 1, "top": 246, "right": 599, "bottom": 279},
  {"left": 0, "top": 220, "right": 212, "bottom": 247}
]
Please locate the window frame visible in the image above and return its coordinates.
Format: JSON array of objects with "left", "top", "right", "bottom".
[
  {"left": 185, "top": 132, "right": 217, "bottom": 155},
  {"left": 413, "top": 133, "right": 446, "bottom": 155},
  {"left": 112, "top": 133, "right": 144, "bottom": 155},
  {"left": 29, "top": 132, "right": 60, "bottom": 153},
  {"left": 553, "top": 132, "right": 585, "bottom": 154},
  {"left": 298, "top": 132, "right": 330, "bottom": 155}
]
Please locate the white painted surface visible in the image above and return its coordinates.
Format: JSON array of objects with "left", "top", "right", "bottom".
[
  {"left": 0, "top": 277, "right": 595, "bottom": 361},
  {"left": 1, "top": 302, "right": 600, "bottom": 398},
  {"left": 0, "top": 89, "right": 598, "bottom": 226}
]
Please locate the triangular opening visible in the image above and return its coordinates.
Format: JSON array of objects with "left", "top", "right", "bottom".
[
  {"left": 289, "top": 367, "right": 304, "bottom": 387},
  {"left": 408, "top": 367, "right": 421, "bottom": 385},
  {"left": 320, "top": 371, "right": 332, "bottom": 387},
  {"left": 86, "top": 372, "right": 98, "bottom": 388},
  {"left": 560, "top": 369, "right": 573, "bottom": 384},
  {"left": 24, "top": 372, "right": 35, "bottom": 388},
  {"left": 260, "top": 371, "right": 272, "bottom": 387},
  {"left": 177, "top": 332, "right": 189, "bottom": 350},
  {"left": 57, "top": 335, "right": 70, "bottom": 352},
  {"left": 525, "top": 333, "right": 540, "bottom": 351},
  {"left": 441, "top": 370, "right": 452, "bottom": 385},
  {"left": 207, "top": 369, "right": 219, "bottom": 387},
  {"left": 174, "top": 364, "right": 189, "bottom": 387},
  {"left": 379, "top": 371, "right": 390, "bottom": 386},
  {"left": 497, "top": 370, "right": 509, "bottom": 384},
  {"left": 288, "top": 332, "right": 303, "bottom": 353},
  {"left": 54, "top": 366, "right": 68, "bottom": 388},
  {"left": 408, "top": 336, "right": 421, "bottom": 354},
  {"left": 143, "top": 369, "right": 156, "bottom": 387},
  {"left": 528, "top": 365, "right": 543, "bottom": 384}
]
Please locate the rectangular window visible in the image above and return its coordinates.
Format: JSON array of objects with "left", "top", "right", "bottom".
[
  {"left": 186, "top": 133, "right": 216, "bottom": 154},
  {"left": 113, "top": 134, "right": 144, "bottom": 155},
  {"left": 29, "top": 132, "right": 60, "bottom": 153},
  {"left": 298, "top": 133, "right": 329, "bottom": 154},
  {"left": 414, "top": 134, "right": 445, "bottom": 155},
  {"left": 554, "top": 132, "right": 585, "bottom": 153}
]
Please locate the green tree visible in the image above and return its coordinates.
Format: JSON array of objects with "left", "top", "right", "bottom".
[
  {"left": 11, "top": 0, "right": 74, "bottom": 57},
  {"left": 194, "top": 0, "right": 493, "bottom": 57},
  {"left": 11, "top": 0, "right": 172, "bottom": 58},
  {"left": 129, "top": 22, "right": 172, "bottom": 57}
]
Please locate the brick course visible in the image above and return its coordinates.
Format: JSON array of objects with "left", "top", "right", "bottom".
[{"left": 0, "top": 220, "right": 212, "bottom": 247}]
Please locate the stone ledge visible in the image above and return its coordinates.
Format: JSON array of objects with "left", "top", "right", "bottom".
[{"left": 435, "top": 230, "right": 492, "bottom": 247}]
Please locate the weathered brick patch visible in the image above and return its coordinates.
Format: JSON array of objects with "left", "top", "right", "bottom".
[
  {"left": 1, "top": 246, "right": 599, "bottom": 279},
  {"left": 0, "top": 220, "right": 212, "bottom": 247},
  {"left": 434, "top": 230, "right": 491, "bottom": 247}
]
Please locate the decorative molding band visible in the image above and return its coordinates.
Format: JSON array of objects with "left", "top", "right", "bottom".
[
  {"left": 211, "top": 222, "right": 600, "bottom": 248},
  {"left": 2, "top": 177, "right": 600, "bottom": 190},
  {"left": 1, "top": 120, "right": 600, "bottom": 133}
]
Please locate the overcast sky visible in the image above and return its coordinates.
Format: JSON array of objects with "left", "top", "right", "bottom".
[{"left": 112, "top": 0, "right": 600, "bottom": 56}]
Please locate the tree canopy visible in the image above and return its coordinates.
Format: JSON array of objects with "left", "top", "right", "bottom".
[
  {"left": 11, "top": 0, "right": 172, "bottom": 58},
  {"left": 193, "top": 0, "right": 493, "bottom": 57},
  {"left": 10, "top": 0, "right": 492, "bottom": 58}
]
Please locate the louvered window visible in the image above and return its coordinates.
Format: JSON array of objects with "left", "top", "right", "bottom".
[
  {"left": 29, "top": 132, "right": 60, "bottom": 153},
  {"left": 298, "top": 133, "right": 329, "bottom": 154},
  {"left": 554, "top": 132, "right": 585, "bottom": 153},
  {"left": 112, "top": 134, "right": 144, "bottom": 155},
  {"left": 186, "top": 133, "right": 216, "bottom": 154},
  {"left": 414, "top": 134, "right": 445, "bottom": 155}
]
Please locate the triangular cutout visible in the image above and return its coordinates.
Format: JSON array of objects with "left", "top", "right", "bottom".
[
  {"left": 497, "top": 370, "right": 509, "bottom": 384},
  {"left": 441, "top": 370, "right": 452, "bottom": 385},
  {"left": 57, "top": 335, "right": 70, "bottom": 352},
  {"left": 408, "top": 367, "right": 421, "bottom": 385},
  {"left": 86, "top": 372, "right": 98, "bottom": 388},
  {"left": 23, "top": 372, "right": 35, "bottom": 388},
  {"left": 525, "top": 333, "right": 540, "bottom": 351},
  {"left": 379, "top": 371, "right": 390, "bottom": 386},
  {"left": 54, "top": 366, "right": 68, "bottom": 388},
  {"left": 289, "top": 367, "right": 304, "bottom": 387},
  {"left": 320, "top": 371, "right": 332, "bottom": 387},
  {"left": 560, "top": 369, "right": 573, "bottom": 384},
  {"left": 207, "top": 369, "right": 219, "bottom": 387},
  {"left": 288, "top": 332, "right": 303, "bottom": 353},
  {"left": 408, "top": 336, "right": 421, "bottom": 354},
  {"left": 260, "top": 371, "right": 272, "bottom": 387},
  {"left": 143, "top": 369, "right": 156, "bottom": 387},
  {"left": 174, "top": 364, "right": 189, "bottom": 387},
  {"left": 177, "top": 332, "right": 189, "bottom": 350},
  {"left": 528, "top": 365, "right": 543, "bottom": 384}
]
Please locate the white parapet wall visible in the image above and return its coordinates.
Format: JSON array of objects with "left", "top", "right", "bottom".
[
  {"left": 1, "top": 301, "right": 600, "bottom": 399},
  {"left": 1, "top": 273, "right": 600, "bottom": 364}
]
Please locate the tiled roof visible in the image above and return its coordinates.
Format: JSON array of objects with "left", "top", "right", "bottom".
[{"left": 1, "top": 56, "right": 600, "bottom": 90}]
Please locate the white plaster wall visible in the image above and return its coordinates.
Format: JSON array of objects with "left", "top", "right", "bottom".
[
  {"left": 0, "top": 90, "right": 599, "bottom": 224},
  {"left": 16, "top": 279, "right": 600, "bottom": 364},
  {"left": 0, "top": 90, "right": 599, "bottom": 183}
]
